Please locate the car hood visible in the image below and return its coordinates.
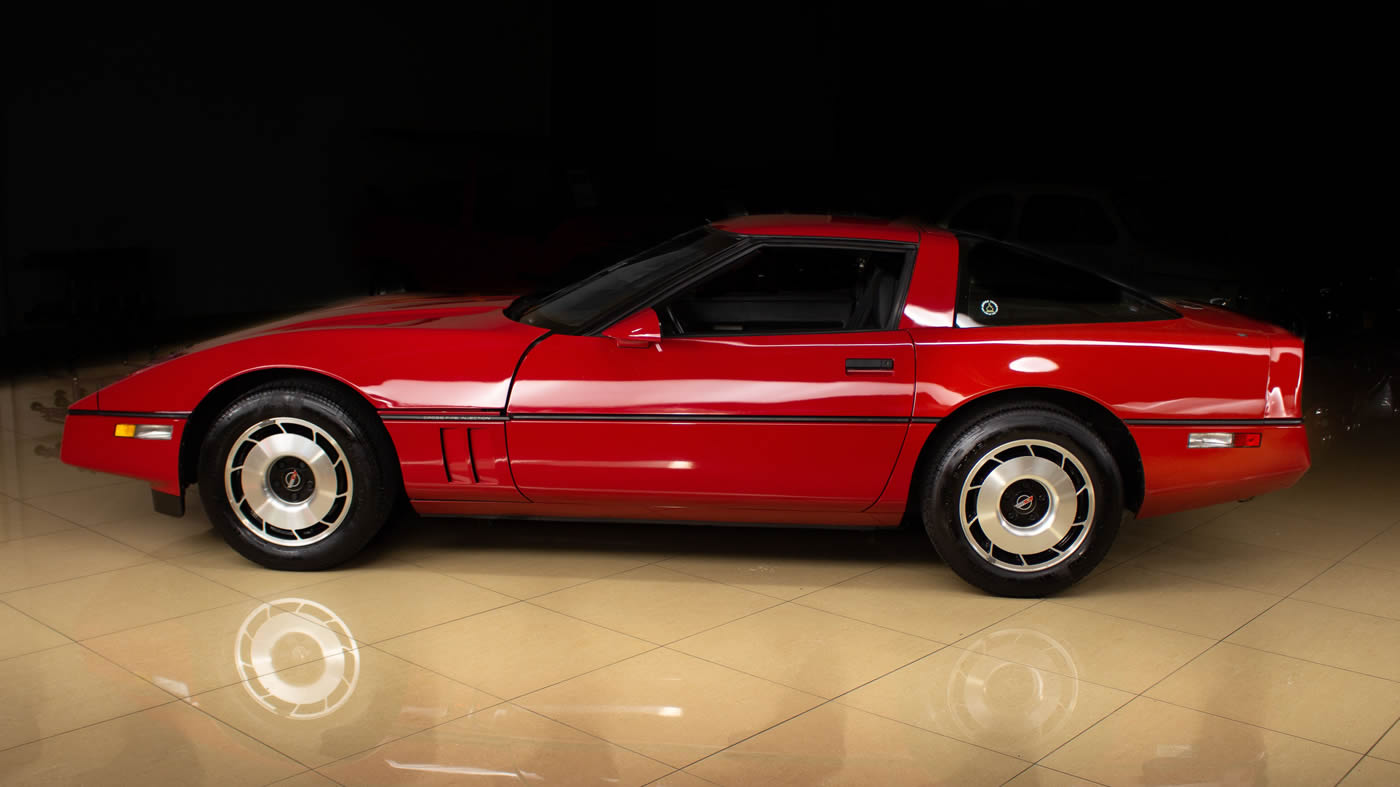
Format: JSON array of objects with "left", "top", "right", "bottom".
[
  {"left": 186, "top": 294, "right": 527, "bottom": 351},
  {"left": 92, "top": 293, "right": 550, "bottom": 413}
]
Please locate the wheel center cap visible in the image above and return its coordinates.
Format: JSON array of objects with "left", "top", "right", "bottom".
[
  {"left": 1000, "top": 479, "right": 1051, "bottom": 528},
  {"left": 267, "top": 456, "right": 316, "bottom": 504}
]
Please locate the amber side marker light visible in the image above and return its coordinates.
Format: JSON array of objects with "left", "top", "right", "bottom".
[
  {"left": 1187, "top": 432, "right": 1261, "bottom": 448},
  {"left": 114, "top": 424, "right": 173, "bottom": 440}
]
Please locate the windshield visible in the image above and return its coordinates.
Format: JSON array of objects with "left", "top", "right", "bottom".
[{"left": 509, "top": 228, "right": 740, "bottom": 333}]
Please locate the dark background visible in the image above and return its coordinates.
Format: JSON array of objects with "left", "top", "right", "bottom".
[{"left": 2, "top": 4, "right": 1388, "bottom": 384}]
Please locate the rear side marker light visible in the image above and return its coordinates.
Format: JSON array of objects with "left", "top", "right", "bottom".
[
  {"left": 1187, "top": 432, "right": 1261, "bottom": 448},
  {"left": 114, "top": 424, "right": 173, "bottom": 440}
]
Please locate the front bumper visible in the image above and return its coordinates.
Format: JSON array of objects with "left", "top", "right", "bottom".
[{"left": 60, "top": 412, "right": 187, "bottom": 499}]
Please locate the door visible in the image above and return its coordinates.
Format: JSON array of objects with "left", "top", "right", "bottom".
[{"left": 505, "top": 240, "right": 918, "bottom": 512}]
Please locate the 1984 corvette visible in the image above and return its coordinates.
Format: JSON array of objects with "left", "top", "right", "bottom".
[{"left": 61, "top": 215, "right": 1308, "bottom": 596}]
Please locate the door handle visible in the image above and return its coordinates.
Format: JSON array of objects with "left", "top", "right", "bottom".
[{"left": 846, "top": 358, "right": 895, "bottom": 374}]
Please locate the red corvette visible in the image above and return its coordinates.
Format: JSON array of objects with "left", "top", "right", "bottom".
[{"left": 61, "top": 215, "right": 1308, "bottom": 596}]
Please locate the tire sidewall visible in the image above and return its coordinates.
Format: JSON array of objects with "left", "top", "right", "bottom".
[
  {"left": 199, "top": 387, "right": 393, "bottom": 570},
  {"left": 924, "top": 408, "right": 1122, "bottom": 596}
]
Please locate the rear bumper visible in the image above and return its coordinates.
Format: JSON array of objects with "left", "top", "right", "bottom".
[
  {"left": 60, "top": 412, "right": 186, "bottom": 497},
  {"left": 1131, "top": 422, "right": 1309, "bottom": 519}
]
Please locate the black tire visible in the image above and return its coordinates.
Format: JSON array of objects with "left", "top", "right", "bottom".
[
  {"left": 198, "top": 382, "right": 399, "bottom": 570},
  {"left": 920, "top": 404, "right": 1122, "bottom": 597}
]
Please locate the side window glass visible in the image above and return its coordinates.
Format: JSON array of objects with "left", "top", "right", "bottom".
[
  {"left": 662, "top": 245, "right": 907, "bottom": 336},
  {"left": 956, "top": 239, "right": 1175, "bottom": 327},
  {"left": 948, "top": 195, "right": 1014, "bottom": 238},
  {"left": 1019, "top": 195, "right": 1119, "bottom": 244}
]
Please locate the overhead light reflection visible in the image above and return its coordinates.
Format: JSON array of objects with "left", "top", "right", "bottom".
[
  {"left": 1009, "top": 356, "right": 1059, "bottom": 373},
  {"left": 386, "top": 760, "right": 540, "bottom": 778}
]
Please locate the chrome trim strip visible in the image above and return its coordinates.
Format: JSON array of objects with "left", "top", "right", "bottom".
[
  {"left": 67, "top": 408, "right": 191, "bottom": 419},
  {"left": 507, "top": 413, "right": 913, "bottom": 423},
  {"left": 379, "top": 414, "right": 508, "bottom": 422},
  {"left": 1124, "top": 418, "right": 1304, "bottom": 427},
  {"left": 382, "top": 411, "right": 940, "bottom": 425}
]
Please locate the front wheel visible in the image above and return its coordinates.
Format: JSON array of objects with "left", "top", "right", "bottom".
[
  {"left": 198, "top": 382, "right": 398, "bottom": 570},
  {"left": 921, "top": 405, "right": 1122, "bottom": 597}
]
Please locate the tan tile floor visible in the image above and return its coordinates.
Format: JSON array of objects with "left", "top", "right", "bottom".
[{"left": 2, "top": 371, "right": 1400, "bottom": 785}]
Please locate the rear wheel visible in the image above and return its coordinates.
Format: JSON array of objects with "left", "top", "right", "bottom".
[
  {"left": 198, "top": 383, "right": 398, "bottom": 570},
  {"left": 921, "top": 405, "right": 1122, "bottom": 597}
]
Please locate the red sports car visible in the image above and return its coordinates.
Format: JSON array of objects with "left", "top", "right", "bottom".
[{"left": 60, "top": 215, "right": 1308, "bottom": 596}]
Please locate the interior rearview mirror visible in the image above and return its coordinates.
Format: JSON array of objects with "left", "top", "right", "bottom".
[{"left": 602, "top": 308, "right": 661, "bottom": 348}]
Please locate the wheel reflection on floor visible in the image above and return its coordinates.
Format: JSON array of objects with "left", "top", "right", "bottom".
[
  {"left": 235, "top": 598, "right": 358, "bottom": 720},
  {"left": 938, "top": 628, "right": 1079, "bottom": 751}
]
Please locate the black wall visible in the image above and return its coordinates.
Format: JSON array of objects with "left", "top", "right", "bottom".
[{"left": 2, "top": 3, "right": 1384, "bottom": 368}]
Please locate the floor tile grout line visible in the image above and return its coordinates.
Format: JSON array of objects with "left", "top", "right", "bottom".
[
  {"left": 0, "top": 545, "right": 162, "bottom": 597},
  {"left": 678, "top": 647, "right": 1051, "bottom": 775},
  {"left": 656, "top": 556, "right": 898, "bottom": 602},
  {"left": 0, "top": 640, "right": 73, "bottom": 665},
  {"left": 369, "top": 588, "right": 949, "bottom": 759},
  {"left": 271, "top": 770, "right": 343, "bottom": 787},
  {"left": 107, "top": 607, "right": 370, "bottom": 703},
  {"left": 481, "top": 613, "right": 876, "bottom": 769},
  {"left": 1031, "top": 574, "right": 1294, "bottom": 772},
  {"left": 1362, "top": 715, "right": 1400, "bottom": 761},
  {"left": 393, "top": 545, "right": 684, "bottom": 603},
  {"left": 673, "top": 594, "right": 1097, "bottom": 771},
  {"left": 1273, "top": 592, "right": 1400, "bottom": 625},
  {"left": 1022, "top": 692, "right": 1140, "bottom": 777},
  {"left": 1210, "top": 638, "right": 1400, "bottom": 685},
  {"left": 1121, "top": 533, "right": 1346, "bottom": 596},
  {"left": 1123, "top": 689, "right": 1383, "bottom": 756},
  {"left": 520, "top": 594, "right": 787, "bottom": 650},
  {"left": 67, "top": 593, "right": 257, "bottom": 643},
  {"left": 1083, "top": 560, "right": 1290, "bottom": 603},
  {"left": 1030, "top": 563, "right": 1351, "bottom": 774},
  {"left": 0, "top": 696, "right": 185, "bottom": 756},
  {"left": 785, "top": 588, "right": 1034, "bottom": 645},
  {"left": 9, "top": 479, "right": 133, "bottom": 507},
  {"left": 1248, "top": 500, "right": 1400, "bottom": 531},
  {"left": 644, "top": 771, "right": 701, "bottom": 787},
  {"left": 1334, "top": 756, "right": 1365, "bottom": 786},
  {"left": 24, "top": 491, "right": 176, "bottom": 534},
  {"left": 1042, "top": 591, "right": 1278, "bottom": 640},
  {"left": 304, "top": 690, "right": 676, "bottom": 779},
  {"left": 170, "top": 563, "right": 352, "bottom": 608},
  {"left": 178, "top": 694, "right": 331, "bottom": 772},
  {"left": 0, "top": 634, "right": 205, "bottom": 753},
  {"left": 272, "top": 593, "right": 522, "bottom": 651},
  {"left": 1311, "top": 519, "right": 1400, "bottom": 571},
  {"left": 8, "top": 479, "right": 139, "bottom": 522},
  {"left": 492, "top": 700, "right": 684, "bottom": 773},
  {"left": 176, "top": 642, "right": 520, "bottom": 774},
  {"left": 653, "top": 633, "right": 939, "bottom": 702},
  {"left": 257, "top": 561, "right": 698, "bottom": 653},
  {"left": 928, "top": 640, "right": 1159, "bottom": 697},
  {"left": 4, "top": 583, "right": 260, "bottom": 648},
  {"left": 1321, "top": 556, "right": 1400, "bottom": 577},
  {"left": 1000, "top": 763, "right": 1112, "bottom": 787},
  {"left": 999, "top": 763, "right": 1036, "bottom": 786},
  {"left": 0, "top": 596, "right": 76, "bottom": 656},
  {"left": 354, "top": 640, "right": 511, "bottom": 703},
  {"left": 1196, "top": 522, "right": 1400, "bottom": 561},
  {"left": 958, "top": 590, "right": 1224, "bottom": 644}
]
